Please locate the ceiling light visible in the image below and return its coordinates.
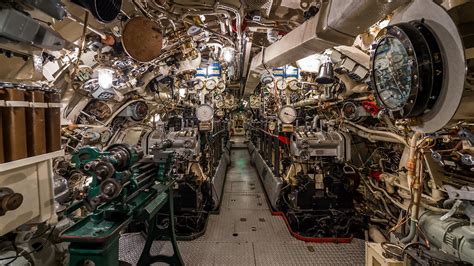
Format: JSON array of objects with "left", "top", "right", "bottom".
[{"left": 97, "top": 67, "right": 114, "bottom": 89}]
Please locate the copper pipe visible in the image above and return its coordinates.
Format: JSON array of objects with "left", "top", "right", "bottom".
[
  {"left": 25, "top": 90, "right": 46, "bottom": 156},
  {"left": 0, "top": 88, "right": 28, "bottom": 161},
  {"left": 44, "top": 92, "right": 61, "bottom": 152}
]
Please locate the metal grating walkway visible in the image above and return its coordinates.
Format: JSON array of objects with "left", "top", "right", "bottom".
[{"left": 119, "top": 148, "right": 366, "bottom": 265}]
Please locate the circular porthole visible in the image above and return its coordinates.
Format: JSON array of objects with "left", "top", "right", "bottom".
[{"left": 372, "top": 21, "right": 443, "bottom": 118}]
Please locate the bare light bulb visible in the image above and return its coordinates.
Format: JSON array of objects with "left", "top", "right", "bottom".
[
  {"left": 222, "top": 47, "right": 235, "bottom": 63},
  {"left": 97, "top": 68, "right": 114, "bottom": 89}
]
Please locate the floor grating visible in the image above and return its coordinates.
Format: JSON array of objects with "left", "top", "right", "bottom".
[{"left": 119, "top": 148, "right": 366, "bottom": 265}]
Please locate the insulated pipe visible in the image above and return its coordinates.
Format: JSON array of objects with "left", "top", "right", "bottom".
[
  {"left": 66, "top": 13, "right": 107, "bottom": 39},
  {"left": 344, "top": 120, "right": 408, "bottom": 146},
  {"left": 344, "top": 124, "right": 405, "bottom": 144}
]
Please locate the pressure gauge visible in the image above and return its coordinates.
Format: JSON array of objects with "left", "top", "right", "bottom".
[
  {"left": 216, "top": 109, "right": 225, "bottom": 117},
  {"left": 276, "top": 79, "right": 287, "bottom": 91},
  {"left": 287, "top": 79, "right": 300, "bottom": 91},
  {"left": 372, "top": 22, "right": 443, "bottom": 118},
  {"left": 193, "top": 79, "right": 204, "bottom": 91},
  {"left": 278, "top": 106, "right": 297, "bottom": 124},
  {"left": 217, "top": 80, "right": 226, "bottom": 92},
  {"left": 268, "top": 121, "right": 276, "bottom": 131},
  {"left": 216, "top": 100, "right": 224, "bottom": 108},
  {"left": 205, "top": 79, "right": 217, "bottom": 91},
  {"left": 196, "top": 104, "right": 214, "bottom": 122}
]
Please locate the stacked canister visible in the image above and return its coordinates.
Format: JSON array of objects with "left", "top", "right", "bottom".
[{"left": 0, "top": 86, "right": 61, "bottom": 163}]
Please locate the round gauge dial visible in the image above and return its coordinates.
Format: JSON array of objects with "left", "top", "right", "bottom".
[
  {"left": 196, "top": 104, "right": 214, "bottom": 122},
  {"left": 276, "top": 79, "right": 286, "bottom": 91},
  {"left": 372, "top": 22, "right": 443, "bottom": 118},
  {"left": 217, "top": 80, "right": 226, "bottom": 92},
  {"left": 287, "top": 79, "right": 300, "bottom": 91},
  {"left": 193, "top": 79, "right": 204, "bottom": 91},
  {"left": 278, "top": 106, "right": 297, "bottom": 124},
  {"left": 206, "top": 79, "right": 217, "bottom": 91},
  {"left": 215, "top": 100, "right": 224, "bottom": 108},
  {"left": 216, "top": 109, "right": 225, "bottom": 117},
  {"left": 268, "top": 121, "right": 276, "bottom": 131}
]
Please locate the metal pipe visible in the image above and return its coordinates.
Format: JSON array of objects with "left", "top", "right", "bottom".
[{"left": 66, "top": 13, "right": 106, "bottom": 39}]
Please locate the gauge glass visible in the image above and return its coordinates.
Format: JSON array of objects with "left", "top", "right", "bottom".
[
  {"left": 217, "top": 80, "right": 226, "bottom": 91},
  {"left": 193, "top": 79, "right": 204, "bottom": 91},
  {"left": 276, "top": 79, "right": 286, "bottom": 91},
  {"left": 287, "top": 79, "right": 300, "bottom": 91},
  {"left": 206, "top": 79, "right": 217, "bottom": 91},
  {"left": 278, "top": 106, "right": 297, "bottom": 124},
  {"left": 196, "top": 104, "right": 214, "bottom": 122},
  {"left": 373, "top": 36, "right": 413, "bottom": 110}
]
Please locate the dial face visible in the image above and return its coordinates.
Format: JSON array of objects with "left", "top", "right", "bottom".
[
  {"left": 287, "top": 79, "right": 300, "bottom": 91},
  {"left": 268, "top": 121, "right": 276, "bottom": 131},
  {"left": 278, "top": 106, "right": 297, "bottom": 124},
  {"left": 373, "top": 36, "right": 413, "bottom": 111},
  {"left": 193, "top": 79, "right": 204, "bottom": 91},
  {"left": 216, "top": 100, "right": 224, "bottom": 108},
  {"left": 206, "top": 79, "right": 217, "bottom": 91},
  {"left": 276, "top": 79, "right": 286, "bottom": 91},
  {"left": 217, "top": 80, "right": 226, "bottom": 91},
  {"left": 196, "top": 104, "right": 214, "bottom": 122}
]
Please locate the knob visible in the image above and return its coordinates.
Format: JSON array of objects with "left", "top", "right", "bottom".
[{"left": 0, "top": 188, "right": 23, "bottom": 216}]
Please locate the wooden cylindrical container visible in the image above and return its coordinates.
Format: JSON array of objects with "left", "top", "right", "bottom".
[
  {"left": 44, "top": 92, "right": 61, "bottom": 152},
  {"left": 25, "top": 90, "right": 47, "bottom": 156},
  {"left": 0, "top": 89, "right": 4, "bottom": 163},
  {"left": 0, "top": 88, "right": 28, "bottom": 161}
]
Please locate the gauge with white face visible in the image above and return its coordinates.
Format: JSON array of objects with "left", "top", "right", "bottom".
[
  {"left": 278, "top": 106, "right": 297, "bottom": 124},
  {"left": 276, "top": 79, "right": 287, "bottom": 91},
  {"left": 206, "top": 79, "right": 217, "bottom": 91},
  {"left": 287, "top": 79, "right": 300, "bottom": 91},
  {"left": 268, "top": 121, "right": 276, "bottom": 131},
  {"left": 193, "top": 79, "right": 204, "bottom": 91},
  {"left": 196, "top": 104, "right": 214, "bottom": 122},
  {"left": 217, "top": 80, "right": 226, "bottom": 92}
]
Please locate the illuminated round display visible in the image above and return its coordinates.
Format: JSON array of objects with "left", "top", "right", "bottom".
[
  {"left": 372, "top": 22, "right": 443, "bottom": 118},
  {"left": 196, "top": 104, "right": 214, "bottom": 122},
  {"left": 278, "top": 106, "right": 297, "bottom": 124}
]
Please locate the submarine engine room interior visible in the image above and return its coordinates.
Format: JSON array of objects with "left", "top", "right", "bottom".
[{"left": 0, "top": 0, "right": 474, "bottom": 265}]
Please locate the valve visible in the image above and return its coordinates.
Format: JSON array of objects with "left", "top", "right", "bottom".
[{"left": 0, "top": 188, "right": 23, "bottom": 216}]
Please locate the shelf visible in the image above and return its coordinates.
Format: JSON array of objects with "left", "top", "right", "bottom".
[{"left": 0, "top": 150, "right": 64, "bottom": 173}]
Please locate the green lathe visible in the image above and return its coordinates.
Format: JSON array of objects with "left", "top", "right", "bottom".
[{"left": 60, "top": 143, "right": 184, "bottom": 265}]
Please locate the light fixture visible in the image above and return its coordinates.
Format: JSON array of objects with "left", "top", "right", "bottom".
[
  {"left": 296, "top": 54, "right": 321, "bottom": 73},
  {"left": 221, "top": 47, "right": 235, "bottom": 63},
  {"left": 179, "top": 87, "right": 187, "bottom": 98},
  {"left": 97, "top": 67, "right": 114, "bottom": 89}
]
